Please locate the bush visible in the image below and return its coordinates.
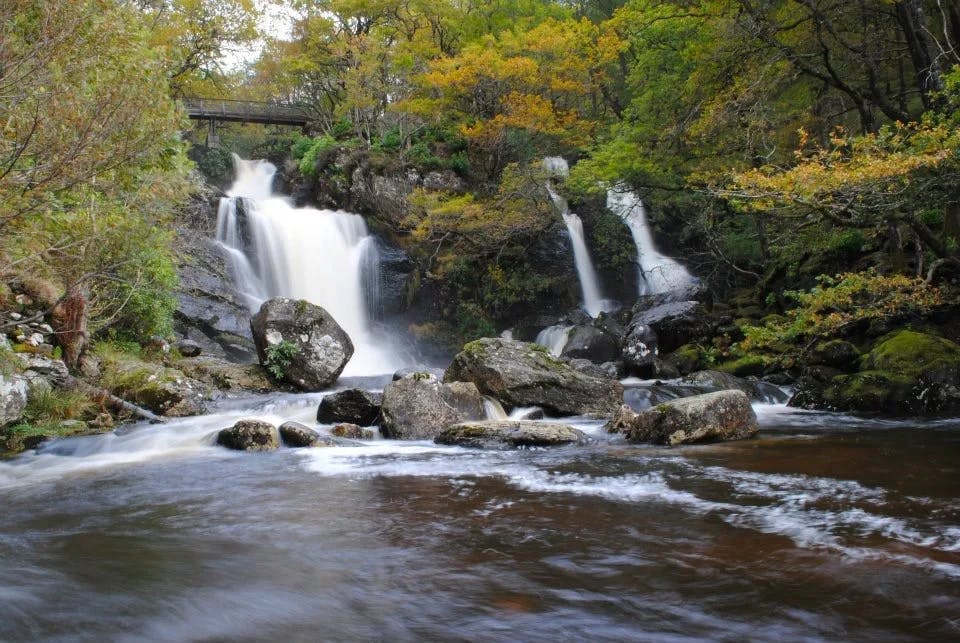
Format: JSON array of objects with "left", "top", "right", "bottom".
[
  {"left": 264, "top": 340, "right": 298, "bottom": 379},
  {"left": 298, "top": 135, "right": 339, "bottom": 177}
]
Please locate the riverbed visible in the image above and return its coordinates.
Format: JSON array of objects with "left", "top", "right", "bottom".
[{"left": 1, "top": 382, "right": 958, "bottom": 641}]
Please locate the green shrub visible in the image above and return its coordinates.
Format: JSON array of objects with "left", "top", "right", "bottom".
[
  {"left": 264, "top": 340, "right": 298, "bottom": 379},
  {"left": 23, "top": 387, "right": 95, "bottom": 425},
  {"left": 298, "top": 135, "right": 339, "bottom": 177}
]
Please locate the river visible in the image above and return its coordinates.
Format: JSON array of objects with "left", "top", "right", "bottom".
[{"left": 1, "top": 378, "right": 958, "bottom": 641}]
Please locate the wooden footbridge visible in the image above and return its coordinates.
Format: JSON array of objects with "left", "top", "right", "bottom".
[{"left": 183, "top": 98, "right": 309, "bottom": 145}]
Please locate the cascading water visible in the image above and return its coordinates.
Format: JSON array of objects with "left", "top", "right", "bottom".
[
  {"left": 542, "top": 158, "right": 609, "bottom": 317},
  {"left": 535, "top": 325, "right": 572, "bottom": 357},
  {"left": 216, "top": 156, "right": 400, "bottom": 376},
  {"left": 607, "top": 185, "right": 695, "bottom": 296}
]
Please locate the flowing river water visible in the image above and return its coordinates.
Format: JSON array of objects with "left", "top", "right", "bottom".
[{"left": 1, "top": 378, "right": 958, "bottom": 641}]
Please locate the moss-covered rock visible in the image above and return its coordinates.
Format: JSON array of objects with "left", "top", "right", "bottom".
[
  {"left": 807, "top": 340, "right": 860, "bottom": 371},
  {"left": 664, "top": 344, "right": 703, "bottom": 375},
  {"left": 790, "top": 330, "right": 960, "bottom": 416},
  {"left": 716, "top": 354, "right": 768, "bottom": 377}
]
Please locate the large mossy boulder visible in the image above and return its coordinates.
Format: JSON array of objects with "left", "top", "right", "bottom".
[
  {"left": 607, "top": 390, "right": 758, "bottom": 445},
  {"left": 217, "top": 419, "right": 280, "bottom": 451},
  {"left": 250, "top": 297, "right": 354, "bottom": 391},
  {"left": 316, "top": 388, "right": 382, "bottom": 425},
  {"left": 444, "top": 338, "right": 623, "bottom": 417},
  {"left": 435, "top": 420, "right": 591, "bottom": 449},
  {"left": 380, "top": 373, "right": 485, "bottom": 440},
  {"left": 792, "top": 330, "right": 960, "bottom": 416},
  {"left": 102, "top": 359, "right": 210, "bottom": 417}
]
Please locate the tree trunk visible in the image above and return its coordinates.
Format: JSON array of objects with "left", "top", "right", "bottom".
[
  {"left": 51, "top": 286, "right": 88, "bottom": 372},
  {"left": 896, "top": 0, "right": 944, "bottom": 108}
]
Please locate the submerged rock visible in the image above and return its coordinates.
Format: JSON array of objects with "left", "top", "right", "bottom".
[
  {"left": 436, "top": 420, "right": 591, "bottom": 449},
  {"left": 250, "top": 297, "right": 354, "bottom": 391},
  {"left": 608, "top": 390, "right": 758, "bottom": 445},
  {"left": 380, "top": 373, "right": 485, "bottom": 440},
  {"left": 217, "top": 419, "right": 280, "bottom": 451},
  {"left": 331, "top": 423, "right": 375, "bottom": 439},
  {"left": 317, "top": 389, "right": 382, "bottom": 425},
  {"left": 444, "top": 338, "right": 623, "bottom": 417}
]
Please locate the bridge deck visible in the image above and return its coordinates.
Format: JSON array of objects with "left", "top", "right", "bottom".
[{"left": 183, "top": 98, "right": 308, "bottom": 126}]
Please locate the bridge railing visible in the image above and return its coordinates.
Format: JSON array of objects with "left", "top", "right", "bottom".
[{"left": 182, "top": 97, "right": 309, "bottom": 123}]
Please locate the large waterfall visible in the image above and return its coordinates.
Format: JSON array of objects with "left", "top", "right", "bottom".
[
  {"left": 542, "top": 157, "right": 608, "bottom": 317},
  {"left": 607, "top": 185, "right": 695, "bottom": 296},
  {"left": 216, "top": 157, "right": 401, "bottom": 376}
]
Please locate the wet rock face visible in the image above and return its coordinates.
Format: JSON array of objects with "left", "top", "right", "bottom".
[
  {"left": 380, "top": 373, "right": 485, "bottom": 440},
  {"left": 627, "top": 301, "right": 711, "bottom": 354},
  {"left": 607, "top": 390, "right": 758, "bottom": 446},
  {"left": 278, "top": 421, "right": 321, "bottom": 448},
  {"left": 681, "top": 370, "right": 788, "bottom": 403},
  {"left": 435, "top": 421, "right": 591, "bottom": 450},
  {"left": 250, "top": 298, "right": 354, "bottom": 391},
  {"left": 317, "top": 389, "right": 382, "bottom": 426},
  {"left": 217, "top": 419, "right": 280, "bottom": 451},
  {"left": 370, "top": 237, "right": 416, "bottom": 317},
  {"left": 444, "top": 338, "right": 624, "bottom": 417},
  {"left": 560, "top": 326, "right": 620, "bottom": 363},
  {"left": 621, "top": 323, "right": 659, "bottom": 373}
]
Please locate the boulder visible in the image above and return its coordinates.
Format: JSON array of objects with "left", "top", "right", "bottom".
[
  {"left": 626, "top": 301, "right": 711, "bottom": 354},
  {"left": 609, "top": 390, "right": 758, "bottom": 445},
  {"left": 380, "top": 374, "right": 485, "bottom": 440},
  {"left": 567, "top": 358, "right": 623, "bottom": 380},
  {"left": 806, "top": 340, "right": 860, "bottom": 371},
  {"left": 560, "top": 325, "right": 620, "bottom": 363},
  {"left": 317, "top": 388, "right": 383, "bottom": 425},
  {"left": 443, "top": 338, "right": 623, "bottom": 417},
  {"left": 683, "top": 369, "right": 789, "bottom": 404},
  {"left": 0, "top": 373, "right": 29, "bottom": 427},
  {"left": 621, "top": 323, "right": 658, "bottom": 373},
  {"left": 217, "top": 419, "right": 280, "bottom": 451},
  {"left": 102, "top": 359, "right": 210, "bottom": 417},
  {"left": 278, "top": 421, "right": 322, "bottom": 447},
  {"left": 16, "top": 355, "right": 70, "bottom": 388},
  {"left": 791, "top": 330, "right": 960, "bottom": 416},
  {"left": 331, "top": 423, "right": 375, "bottom": 440},
  {"left": 176, "top": 339, "right": 203, "bottom": 357},
  {"left": 435, "top": 420, "right": 591, "bottom": 449},
  {"left": 176, "top": 356, "right": 277, "bottom": 393},
  {"left": 250, "top": 297, "right": 354, "bottom": 390}
]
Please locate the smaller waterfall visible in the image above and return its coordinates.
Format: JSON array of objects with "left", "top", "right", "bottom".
[
  {"left": 482, "top": 397, "right": 509, "bottom": 420},
  {"left": 607, "top": 186, "right": 695, "bottom": 296},
  {"left": 542, "top": 158, "right": 609, "bottom": 317},
  {"left": 535, "top": 325, "right": 572, "bottom": 357}
]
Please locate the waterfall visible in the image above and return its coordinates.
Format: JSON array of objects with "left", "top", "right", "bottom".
[
  {"left": 535, "top": 325, "right": 572, "bottom": 357},
  {"left": 542, "top": 157, "right": 609, "bottom": 317},
  {"left": 607, "top": 185, "right": 695, "bottom": 296},
  {"left": 216, "top": 156, "right": 401, "bottom": 376}
]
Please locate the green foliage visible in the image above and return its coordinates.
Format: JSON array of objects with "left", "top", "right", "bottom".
[
  {"left": 22, "top": 387, "right": 95, "bottom": 426},
  {"left": 298, "top": 135, "right": 340, "bottom": 177},
  {"left": 264, "top": 340, "right": 298, "bottom": 379},
  {"left": 740, "top": 271, "right": 944, "bottom": 356}
]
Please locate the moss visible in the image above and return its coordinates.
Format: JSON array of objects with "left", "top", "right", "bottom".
[
  {"left": 665, "top": 344, "right": 704, "bottom": 375},
  {"left": 822, "top": 371, "right": 913, "bottom": 414},
  {"left": 861, "top": 330, "right": 960, "bottom": 374},
  {"left": 716, "top": 354, "right": 769, "bottom": 376},
  {"left": 294, "top": 299, "right": 309, "bottom": 317}
]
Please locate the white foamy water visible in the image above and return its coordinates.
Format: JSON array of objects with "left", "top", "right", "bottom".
[
  {"left": 535, "top": 324, "right": 572, "bottom": 356},
  {"left": 606, "top": 185, "right": 695, "bottom": 296},
  {"left": 216, "top": 156, "right": 402, "bottom": 376}
]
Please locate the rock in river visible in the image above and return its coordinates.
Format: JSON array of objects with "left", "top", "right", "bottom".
[
  {"left": 607, "top": 390, "right": 758, "bottom": 446},
  {"left": 317, "top": 388, "right": 382, "bottom": 425},
  {"left": 250, "top": 297, "right": 354, "bottom": 391},
  {"left": 380, "top": 373, "right": 485, "bottom": 440},
  {"left": 0, "top": 373, "right": 29, "bottom": 427},
  {"left": 444, "top": 338, "right": 623, "bottom": 417},
  {"left": 217, "top": 419, "right": 280, "bottom": 451},
  {"left": 436, "top": 420, "right": 591, "bottom": 449}
]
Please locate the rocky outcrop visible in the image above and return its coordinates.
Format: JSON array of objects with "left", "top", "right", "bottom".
[
  {"left": 0, "top": 373, "right": 29, "bottom": 427},
  {"left": 560, "top": 325, "right": 620, "bottom": 363},
  {"left": 790, "top": 330, "right": 960, "bottom": 416},
  {"left": 435, "top": 420, "right": 591, "bottom": 449},
  {"left": 316, "top": 389, "right": 382, "bottom": 425},
  {"left": 217, "top": 419, "right": 280, "bottom": 451},
  {"left": 380, "top": 374, "right": 485, "bottom": 440},
  {"left": 607, "top": 390, "right": 758, "bottom": 445},
  {"left": 444, "top": 338, "right": 623, "bottom": 417},
  {"left": 102, "top": 359, "right": 210, "bottom": 417},
  {"left": 626, "top": 301, "right": 711, "bottom": 354},
  {"left": 176, "top": 356, "right": 277, "bottom": 393},
  {"left": 250, "top": 298, "right": 354, "bottom": 390}
]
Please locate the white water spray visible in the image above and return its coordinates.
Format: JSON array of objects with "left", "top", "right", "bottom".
[
  {"left": 217, "top": 156, "right": 401, "bottom": 376},
  {"left": 535, "top": 325, "right": 572, "bottom": 357},
  {"left": 607, "top": 186, "right": 695, "bottom": 296},
  {"left": 542, "top": 158, "right": 609, "bottom": 317}
]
